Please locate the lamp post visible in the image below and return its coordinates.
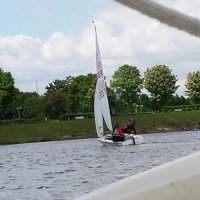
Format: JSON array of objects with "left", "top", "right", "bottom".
[{"left": 16, "top": 106, "right": 22, "bottom": 120}]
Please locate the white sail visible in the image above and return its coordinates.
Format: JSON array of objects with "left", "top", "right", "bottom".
[
  {"left": 94, "top": 81, "right": 104, "bottom": 137},
  {"left": 93, "top": 23, "right": 113, "bottom": 136}
]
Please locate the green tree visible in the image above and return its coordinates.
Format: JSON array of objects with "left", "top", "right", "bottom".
[
  {"left": 46, "top": 90, "right": 68, "bottom": 119},
  {"left": 107, "top": 87, "right": 117, "bottom": 115},
  {"left": 110, "top": 64, "right": 143, "bottom": 113},
  {"left": 15, "top": 91, "right": 46, "bottom": 119},
  {"left": 46, "top": 79, "right": 70, "bottom": 118},
  {"left": 139, "top": 94, "right": 152, "bottom": 112},
  {"left": 185, "top": 71, "right": 200, "bottom": 103},
  {"left": 168, "top": 95, "right": 189, "bottom": 106},
  {"left": 45, "top": 74, "right": 96, "bottom": 117},
  {"left": 143, "top": 65, "right": 178, "bottom": 110},
  {"left": 45, "top": 79, "right": 67, "bottom": 93},
  {"left": 67, "top": 74, "right": 96, "bottom": 112},
  {"left": 0, "top": 68, "right": 17, "bottom": 119}
]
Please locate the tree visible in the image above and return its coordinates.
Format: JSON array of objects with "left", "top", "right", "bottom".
[
  {"left": 0, "top": 68, "right": 17, "bottom": 119},
  {"left": 45, "top": 74, "right": 96, "bottom": 117},
  {"left": 46, "top": 90, "right": 68, "bottom": 119},
  {"left": 139, "top": 94, "right": 152, "bottom": 112},
  {"left": 107, "top": 87, "right": 117, "bottom": 115},
  {"left": 15, "top": 91, "right": 46, "bottom": 119},
  {"left": 143, "top": 65, "right": 178, "bottom": 110},
  {"left": 67, "top": 74, "right": 96, "bottom": 112},
  {"left": 46, "top": 78, "right": 70, "bottom": 118},
  {"left": 185, "top": 71, "right": 200, "bottom": 103},
  {"left": 110, "top": 64, "right": 143, "bottom": 113},
  {"left": 168, "top": 94, "right": 189, "bottom": 106},
  {"left": 45, "top": 79, "right": 67, "bottom": 93}
]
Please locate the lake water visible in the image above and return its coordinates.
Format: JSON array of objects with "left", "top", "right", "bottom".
[{"left": 1, "top": 130, "right": 200, "bottom": 200}]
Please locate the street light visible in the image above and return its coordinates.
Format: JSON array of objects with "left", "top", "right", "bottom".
[{"left": 16, "top": 107, "right": 22, "bottom": 120}]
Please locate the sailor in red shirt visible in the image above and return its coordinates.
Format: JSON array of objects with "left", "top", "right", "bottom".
[{"left": 113, "top": 123, "right": 125, "bottom": 142}]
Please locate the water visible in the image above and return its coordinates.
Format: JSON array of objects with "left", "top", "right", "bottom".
[{"left": 1, "top": 130, "right": 200, "bottom": 200}]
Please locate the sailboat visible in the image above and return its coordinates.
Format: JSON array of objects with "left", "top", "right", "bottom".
[{"left": 93, "top": 22, "right": 144, "bottom": 146}]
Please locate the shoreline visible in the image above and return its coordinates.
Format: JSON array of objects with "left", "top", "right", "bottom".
[{"left": 0, "top": 126, "right": 199, "bottom": 146}]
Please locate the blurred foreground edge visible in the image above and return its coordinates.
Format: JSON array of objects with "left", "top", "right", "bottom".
[
  {"left": 115, "top": 0, "right": 200, "bottom": 38},
  {"left": 74, "top": 151, "right": 200, "bottom": 200}
]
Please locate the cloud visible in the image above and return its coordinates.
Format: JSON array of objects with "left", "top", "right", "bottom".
[
  {"left": 42, "top": 32, "right": 75, "bottom": 61},
  {"left": 0, "top": 0, "right": 200, "bottom": 96},
  {"left": 96, "top": 3, "right": 200, "bottom": 95},
  {"left": 0, "top": 31, "right": 96, "bottom": 94}
]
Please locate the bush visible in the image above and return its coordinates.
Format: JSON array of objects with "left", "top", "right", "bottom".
[
  {"left": 59, "top": 112, "right": 94, "bottom": 120},
  {"left": 163, "top": 104, "right": 200, "bottom": 112}
]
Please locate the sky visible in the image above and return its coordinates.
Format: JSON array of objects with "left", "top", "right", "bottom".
[{"left": 0, "top": 0, "right": 200, "bottom": 96}]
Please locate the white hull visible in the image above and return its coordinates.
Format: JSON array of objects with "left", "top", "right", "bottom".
[
  {"left": 74, "top": 151, "right": 200, "bottom": 200},
  {"left": 99, "top": 134, "right": 144, "bottom": 146}
]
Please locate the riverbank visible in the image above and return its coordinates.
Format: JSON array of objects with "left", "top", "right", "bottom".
[{"left": 0, "top": 111, "right": 200, "bottom": 145}]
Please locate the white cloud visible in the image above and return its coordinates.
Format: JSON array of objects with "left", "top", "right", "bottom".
[
  {"left": 0, "top": 0, "right": 200, "bottom": 96},
  {"left": 42, "top": 32, "right": 75, "bottom": 61}
]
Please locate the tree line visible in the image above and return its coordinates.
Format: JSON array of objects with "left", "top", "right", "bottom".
[{"left": 0, "top": 64, "right": 200, "bottom": 120}]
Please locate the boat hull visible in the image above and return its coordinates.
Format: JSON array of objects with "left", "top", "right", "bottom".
[
  {"left": 98, "top": 134, "right": 144, "bottom": 146},
  {"left": 74, "top": 152, "right": 200, "bottom": 200}
]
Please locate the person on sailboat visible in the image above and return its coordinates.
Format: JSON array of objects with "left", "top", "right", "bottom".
[
  {"left": 123, "top": 117, "right": 137, "bottom": 134},
  {"left": 112, "top": 123, "right": 125, "bottom": 142}
]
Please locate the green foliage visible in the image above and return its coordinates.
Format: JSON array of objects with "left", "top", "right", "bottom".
[
  {"left": 107, "top": 86, "right": 117, "bottom": 114},
  {"left": 138, "top": 94, "right": 152, "bottom": 112},
  {"left": 45, "top": 78, "right": 71, "bottom": 118},
  {"left": 45, "top": 79, "right": 67, "bottom": 92},
  {"left": 163, "top": 104, "right": 200, "bottom": 112},
  {"left": 167, "top": 95, "right": 189, "bottom": 106},
  {"left": 0, "top": 68, "right": 17, "bottom": 119},
  {"left": 68, "top": 74, "right": 96, "bottom": 112},
  {"left": 46, "top": 90, "right": 68, "bottom": 119},
  {"left": 110, "top": 64, "right": 143, "bottom": 112},
  {"left": 45, "top": 73, "right": 96, "bottom": 118},
  {"left": 59, "top": 112, "right": 94, "bottom": 120},
  {"left": 15, "top": 91, "right": 46, "bottom": 119},
  {"left": 2, "top": 65, "right": 200, "bottom": 120},
  {"left": 144, "top": 65, "right": 179, "bottom": 110},
  {"left": 185, "top": 71, "right": 200, "bottom": 103}
]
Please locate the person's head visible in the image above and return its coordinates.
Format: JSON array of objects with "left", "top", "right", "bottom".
[
  {"left": 128, "top": 118, "right": 132, "bottom": 122},
  {"left": 115, "top": 123, "right": 119, "bottom": 128},
  {"left": 129, "top": 117, "right": 134, "bottom": 121}
]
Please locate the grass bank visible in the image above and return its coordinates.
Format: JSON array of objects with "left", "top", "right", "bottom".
[{"left": 0, "top": 111, "right": 200, "bottom": 145}]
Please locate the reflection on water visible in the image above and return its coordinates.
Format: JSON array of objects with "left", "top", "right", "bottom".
[{"left": 0, "top": 131, "right": 200, "bottom": 200}]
